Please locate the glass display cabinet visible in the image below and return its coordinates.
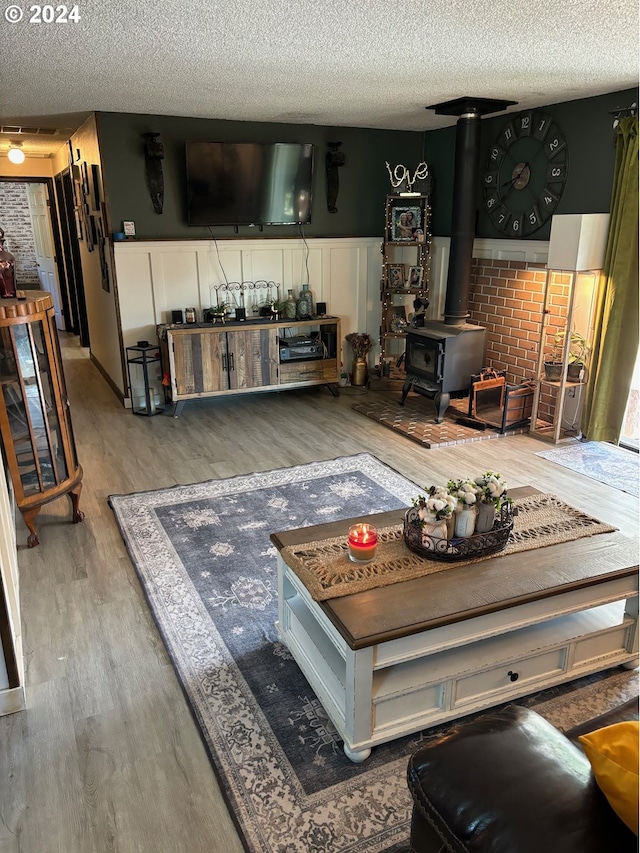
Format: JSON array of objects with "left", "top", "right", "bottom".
[{"left": 0, "top": 291, "right": 83, "bottom": 547}]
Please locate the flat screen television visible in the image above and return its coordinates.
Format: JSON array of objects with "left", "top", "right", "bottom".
[{"left": 186, "top": 141, "right": 314, "bottom": 226}]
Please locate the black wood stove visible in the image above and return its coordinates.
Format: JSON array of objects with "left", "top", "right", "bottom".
[
  {"left": 400, "top": 96, "right": 515, "bottom": 422},
  {"left": 401, "top": 322, "right": 486, "bottom": 421}
]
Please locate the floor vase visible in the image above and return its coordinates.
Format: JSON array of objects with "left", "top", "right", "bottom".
[{"left": 352, "top": 358, "right": 368, "bottom": 386}]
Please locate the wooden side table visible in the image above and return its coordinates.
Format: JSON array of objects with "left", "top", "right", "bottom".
[{"left": 0, "top": 291, "right": 84, "bottom": 547}]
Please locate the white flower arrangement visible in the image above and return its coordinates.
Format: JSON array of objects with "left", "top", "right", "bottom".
[
  {"left": 447, "top": 478, "right": 480, "bottom": 506},
  {"left": 412, "top": 485, "right": 457, "bottom": 522},
  {"left": 411, "top": 474, "right": 511, "bottom": 527},
  {"left": 473, "top": 471, "right": 511, "bottom": 508}
]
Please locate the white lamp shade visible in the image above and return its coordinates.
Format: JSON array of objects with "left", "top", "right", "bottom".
[
  {"left": 547, "top": 213, "right": 610, "bottom": 271},
  {"left": 7, "top": 147, "right": 25, "bottom": 164}
]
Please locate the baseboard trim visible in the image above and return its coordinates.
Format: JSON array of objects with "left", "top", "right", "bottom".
[
  {"left": 0, "top": 685, "right": 25, "bottom": 716},
  {"left": 90, "top": 353, "right": 125, "bottom": 404}
]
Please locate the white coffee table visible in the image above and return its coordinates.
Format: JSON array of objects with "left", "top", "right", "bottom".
[{"left": 271, "top": 488, "right": 639, "bottom": 762}]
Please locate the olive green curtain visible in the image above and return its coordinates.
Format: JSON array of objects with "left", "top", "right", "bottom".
[{"left": 583, "top": 115, "right": 639, "bottom": 443}]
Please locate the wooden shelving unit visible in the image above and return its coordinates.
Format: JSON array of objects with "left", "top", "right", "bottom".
[
  {"left": 530, "top": 267, "right": 592, "bottom": 443},
  {"left": 379, "top": 194, "right": 432, "bottom": 377}
]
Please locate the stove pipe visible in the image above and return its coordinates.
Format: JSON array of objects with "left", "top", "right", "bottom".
[
  {"left": 443, "top": 110, "right": 481, "bottom": 326},
  {"left": 427, "top": 97, "right": 516, "bottom": 326}
]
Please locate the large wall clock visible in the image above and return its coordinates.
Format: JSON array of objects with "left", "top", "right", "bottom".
[{"left": 482, "top": 110, "right": 568, "bottom": 238}]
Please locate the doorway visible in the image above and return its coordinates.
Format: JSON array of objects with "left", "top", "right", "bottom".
[
  {"left": 54, "top": 169, "right": 90, "bottom": 346},
  {"left": 25, "top": 182, "right": 64, "bottom": 328},
  {"left": 0, "top": 177, "right": 88, "bottom": 345}
]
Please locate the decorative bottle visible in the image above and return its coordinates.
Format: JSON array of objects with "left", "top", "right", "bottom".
[
  {"left": 283, "top": 289, "right": 297, "bottom": 320},
  {"left": 0, "top": 229, "right": 17, "bottom": 299},
  {"left": 475, "top": 501, "right": 497, "bottom": 534},
  {"left": 420, "top": 515, "right": 449, "bottom": 549},
  {"left": 454, "top": 505, "right": 477, "bottom": 538},
  {"left": 296, "top": 283, "right": 313, "bottom": 319}
]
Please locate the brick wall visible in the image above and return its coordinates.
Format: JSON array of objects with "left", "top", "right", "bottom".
[
  {"left": 0, "top": 182, "right": 39, "bottom": 287},
  {"left": 469, "top": 259, "right": 573, "bottom": 423}
]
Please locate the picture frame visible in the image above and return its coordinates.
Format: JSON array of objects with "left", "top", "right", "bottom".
[
  {"left": 83, "top": 209, "right": 93, "bottom": 250},
  {"left": 386, "top": 264, "right": 405, "bottom": 289},
  {"left": 97, "top": 219, "right": 110, "bottom": 293},
  {"left": 407, "top": 265, "right": 424, "bottom": 288},
  {"left": 81, "top": 161, "right": 90, "bottom": 198},
  {"left": 90, "top": 163, "right": 101, "bottom": 210},
  {"left": 390, "top": 205, "right": 423, "bottom": 241},
  {"left": 74, "top": 209, "right": 83, "bottom": 241},
  {"left": 89, "top": 215, "right": 98, "bottom": 246}
]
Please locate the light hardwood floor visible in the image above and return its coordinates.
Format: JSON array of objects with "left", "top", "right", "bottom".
[{"left": 1, "top": 336, "right": 637, "bottom": 853}]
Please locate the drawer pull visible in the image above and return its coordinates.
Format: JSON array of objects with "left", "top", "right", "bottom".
[{"left": 507, "top": 670, "right": 519, "bottom": 682}]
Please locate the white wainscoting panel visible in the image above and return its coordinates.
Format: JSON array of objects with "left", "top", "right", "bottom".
[
  {"left": 112, "top": 235, "right": 551, "bottom": 403},
  {"left": 114, "top": 237, "right": 384, "bottom": 386},
  {"left": 473, "top": 238, "right": 549, "bottom": 264}
]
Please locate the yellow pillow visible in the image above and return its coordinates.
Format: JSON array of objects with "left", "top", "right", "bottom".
[{"left": 579, "top": 721, "right": 639, "bottom": 834}]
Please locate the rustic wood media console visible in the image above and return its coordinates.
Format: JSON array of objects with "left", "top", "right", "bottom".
[{"left": 158, "top": 316, "right": 341, "bottom": 416}]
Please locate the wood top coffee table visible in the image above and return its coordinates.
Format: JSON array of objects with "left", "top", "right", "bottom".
[{"left": 271, "top": 488, "right": 639, "bottom": 762}]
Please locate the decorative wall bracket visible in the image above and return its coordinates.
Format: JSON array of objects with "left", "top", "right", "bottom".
[
  {"left": 326, "top": 141, "right": 346, "bottom": 214},
  {"left": 143, "top": 132, "right": 165, "bottom": 214}
]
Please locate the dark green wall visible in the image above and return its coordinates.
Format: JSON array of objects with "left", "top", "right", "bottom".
[
  {"left": 423, "top": 88, "right": 638, "bottom": 239},
  {"left": 420, "top": 125, "right": 457, "bottom": 236},
  {"left": 97, "top": 112, "right": 423, "bottom": 239},
  {"left": 97, "top": 88, "right": 636, "bottom": 242}
]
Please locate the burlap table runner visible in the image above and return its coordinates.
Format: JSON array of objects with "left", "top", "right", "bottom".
[{"left": 281, "top": 493, "right": 617, "bottom": 601}]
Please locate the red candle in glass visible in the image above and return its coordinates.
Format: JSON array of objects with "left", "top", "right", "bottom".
[{"left": 348, "top": 523, "right": 378, "bottom": 563}]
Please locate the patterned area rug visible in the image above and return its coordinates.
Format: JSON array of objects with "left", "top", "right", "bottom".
[
  {"left": 109, "top": 454, "right": 638, "bottom": 853},
  {"left": 536, "top": 441, "right": 639, "bottom": 496}
]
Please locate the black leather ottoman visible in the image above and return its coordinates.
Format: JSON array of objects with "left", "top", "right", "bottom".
[{"left": 406, "top": 700, "right": 638, "bottom": 852}]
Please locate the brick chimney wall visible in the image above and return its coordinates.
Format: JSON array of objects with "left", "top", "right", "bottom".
[{"left": 469, "top": 259, "right": 573, "bottom": 424}]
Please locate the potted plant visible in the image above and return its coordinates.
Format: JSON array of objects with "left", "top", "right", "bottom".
[
  {"left": 544, "top": 329, "right": 591, "bottom": 381},
  {"left": 411, "top": 485, "right": 458, "bottom": 545},
  {"left": 543, "top": 331, "right": 565, "bottom": 381},
  {"left": 473, "top": 471, "right": 511, "bottom": 533},
  {"left": 567, "top": 330, "right": 591, "bottom": 381},
  {"left": 206, "top": 303, "right": 229, "bottom": 324},
  {"left": 447, "top": 478, "right": 481, "bottom": 538},
  {"left": 269, "top": 298, "right": 282, "bottom": 319}
]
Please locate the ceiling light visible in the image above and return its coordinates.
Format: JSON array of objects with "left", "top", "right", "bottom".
[{"left": 7, "top": 143, "right": 25, "bottom": 164}]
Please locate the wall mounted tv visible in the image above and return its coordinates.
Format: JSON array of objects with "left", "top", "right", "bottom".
[{"left": 186, "top": 141, "right": 314, "bottom": 227}]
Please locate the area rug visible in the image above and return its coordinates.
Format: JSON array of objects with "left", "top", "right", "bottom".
[
  {"left": 351, "top": 396, "right": 529, "bottom": 448},
  {"left": 536, "top": 440, "right": 639, "bottom": 496},
  {"left": 109, "top": 454, "right": 638, "bottom": 853}
]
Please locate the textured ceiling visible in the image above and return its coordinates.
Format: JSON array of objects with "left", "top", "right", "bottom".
[{"left": 0, "top": 0, "right": 637, "bottom": 158}]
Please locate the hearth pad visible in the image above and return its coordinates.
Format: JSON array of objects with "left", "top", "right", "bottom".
[{"left": 352, "top": 394, "right": 530, "bottom": 448}]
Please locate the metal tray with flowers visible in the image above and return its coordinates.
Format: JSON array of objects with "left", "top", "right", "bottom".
[{"left": 403, "top": 503, "right": 516, "bottom": 562}]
